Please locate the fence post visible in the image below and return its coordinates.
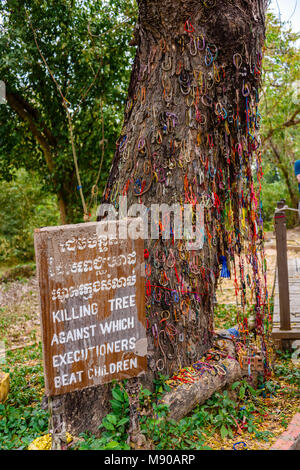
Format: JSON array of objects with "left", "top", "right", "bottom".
[{"left": 274, "top": 200, "right": 291, "bottom": 332}]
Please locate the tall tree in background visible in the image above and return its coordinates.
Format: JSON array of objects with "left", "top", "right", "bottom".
[
  {"left": 62, "top": 0, "right": 269, "bottom": 435},
  {"left": 0, "top": 0, "right": 136, "bottom": 223}
]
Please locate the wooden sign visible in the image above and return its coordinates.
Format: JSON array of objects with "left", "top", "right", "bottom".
[{"left": 34, "top": 219, "right": 146, "bottom": 396}]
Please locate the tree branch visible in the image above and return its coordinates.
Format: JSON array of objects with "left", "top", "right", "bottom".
[
  {"left": 6, "top": 91, "right": 55, "bottom": 173},
  {"left": 262, "top": 107, "right": 300, "bottom": 144}
]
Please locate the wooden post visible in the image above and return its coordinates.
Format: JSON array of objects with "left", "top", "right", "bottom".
[{"left": 274, "top": 200, "right": 291, "bottom": 332}]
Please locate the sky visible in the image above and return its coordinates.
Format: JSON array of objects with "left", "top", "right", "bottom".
[{"left": 269, "top": 0, "right": 300, "bottom": 33}]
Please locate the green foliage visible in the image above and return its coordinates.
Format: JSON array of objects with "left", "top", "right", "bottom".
[
  {"left": 260, "top": 177, "right": 291, "bottom": 230},
  {"left": 0, "top": 263, "right": 36, "bottom": 283},
  {"left": 274, "top": 363, "right": 300, "bottom": 387},
  {"left": 74, "top": 383, "right": 130, "bottom": 450},
  {"left": 0, "top": 404, "right": 48, "bottom": 450},
  {"left": 1, "top": 343, "right": 292, "bottom": 450},
  {"left": 214, "top": 303, "right": 239, "bottom": 329},
  {"left": 0, "top": 0, "right": 137, "bottom": 222},
  {"left": 0, "top": 169, "right": 59, "bottom": 262},
  {"left": 202, "top": 391, "right": 240, "bottom": 438},
  {"left": 257, "top": 376, "right": 280, "bottom": 398},
  {"left": 75, "top": 432, "right": 130, "bottom": 451},
  {"left": 214, "top": 303, "right": 254, "bottom": 330},
  {"left": 0, "top": 343, "right": 48, "bottom": 450},
  {"left": 5, "top": 364, "right": 45, "bottom": 408},
  {"left": 276, "top": 348, "right": 293, "bottom": 361},
  {"left": 75, "top": 379, "right": 210, "bottom": 451},
  {"left": 260, "top": 13, "right": 300, "bottom": 226},
  {"left": 253, "top": 430, "right": 274, "bottom": 441},
  {"left": 153, "top": 373, "right": 172, "bottom": 399},
  {"left": 231, "top": 379, "right": 261, "bottom": 401},
  {"left": 99, "top": 384, "right": 130, "bottom": 445},
  {"left": 4, "top": 343, "right": 45, "bottom": 404},
  {"left": 69, "top": 375, "right": 286, "bottom": 450}
]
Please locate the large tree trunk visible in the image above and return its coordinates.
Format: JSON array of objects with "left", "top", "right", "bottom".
[{"left": 61, "top": 0, "right": 268, "bottom": 436}]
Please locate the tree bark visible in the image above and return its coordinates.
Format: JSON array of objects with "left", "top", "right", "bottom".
[{"left": 62, "top": 0, "right": 268, "bottom": 435}]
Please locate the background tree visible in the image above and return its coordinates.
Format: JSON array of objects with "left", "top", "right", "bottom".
[
  {"left": 260, "top": 12, "right": 300, "bottom": 226},
  {"left": 0, "top": 0, "right": 136, "bottom": 224}
]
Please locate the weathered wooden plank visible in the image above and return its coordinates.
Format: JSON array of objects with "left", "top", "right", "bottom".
[{"left": 34, "top": 219, "right": 146, "bottom": 396}]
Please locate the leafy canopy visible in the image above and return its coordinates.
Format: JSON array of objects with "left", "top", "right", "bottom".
[{"left": 0, "top": 0, "right": 137, "bottom": 222}]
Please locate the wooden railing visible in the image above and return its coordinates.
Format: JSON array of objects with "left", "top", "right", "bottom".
[{"left": 272, "top": 199, "right": 300, "bottom": 347}]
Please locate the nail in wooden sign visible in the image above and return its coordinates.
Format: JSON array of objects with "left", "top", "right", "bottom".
[{"left": 34, "top": 219, "right": 146, "bottom": 396}]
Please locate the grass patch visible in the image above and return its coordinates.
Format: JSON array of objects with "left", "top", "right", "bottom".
[
  {"left": 0, "top": 263, "right": 36, "bottom": 283},
  {"left": 0, "top": 343, "right": 47, "bottom": 450}
]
